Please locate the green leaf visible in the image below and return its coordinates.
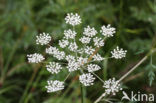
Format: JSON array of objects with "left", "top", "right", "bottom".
[{"left": 148, "top": 70, "right": 155, "bottom": 86}]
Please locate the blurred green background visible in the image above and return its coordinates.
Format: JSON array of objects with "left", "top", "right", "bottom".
[{"left": 0, "top": 0, "right": 156, "bottom": 103}]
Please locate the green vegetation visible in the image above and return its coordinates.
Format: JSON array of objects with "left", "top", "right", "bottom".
[{"left": 0, "top": 0, "right": 156, "bottom": 103}]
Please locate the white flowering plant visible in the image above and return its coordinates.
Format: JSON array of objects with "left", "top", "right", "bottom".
[{"left": 27, "top": 13, "right": 127, "bottom": 102}]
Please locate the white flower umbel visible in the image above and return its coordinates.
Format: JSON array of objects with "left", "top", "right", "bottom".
[
  {"left": 100, "top": 24, "right": 116, "bottom": 37},
  {"left": 77, "top": 57, "right": 88, "bottom": 66},
  {"left": 46, "top": 62, "right": 62, "bottom": 74},
  {"left": 68, "top": 42, "right": 78, "bottom": 52},
  {"left": 67, "top": 61, "right": 80, "bottom": 72},
  {"left": 59, "top": 39, "right": 69, "bottom": 48},
  {"left": 79, "top": 73, "right": 95, "bottom": 86},
  {"left": 79, "top": 36, "right": 91, "bottom": 44},
  {"left": 84, "top": 46, "right": 95, "bottom": 55},
  {"left": 65, "top": 55, "right": 75, "bottom": 62},
  {"left": 27, "top": 53, "right": 45, "bottom": 63},
  {"left": 87, "top": 64, "right": 101, "bottom": 72},
  {"left": 36, "top": 33, "right": 51, "bottom": 45},
  {"left": 66, "top": 56, "right": 87, "bottom": 72},
  {"left": 46, "top": 46, "right": 65, "bottom": 60},
  {"left": 64, "top": 29, "right": 76, "bottom": 39},
  {"left": 103, "top": 78, "right": 122, "bottom": 95},
  {"left": 93, "top": 37, "right": 104, "bottom": 47},
  {"left": 27, "top": 13, "right": 128, "bottom": 94},
  {"left": 111, "top": 46, "right": 127, "bottom": 59},
  {"left": 93, "top": 53, "right": 104, "bottom": 61},
  {"left": 54, "top": 51, "right": 65, "bottom": 60},
  {"left": 45, "top": 80, "right": 64, "bottom": 92},
  {"left": 65, "top": 13, "right": 81, "bottom": 26},
  {"left": 83, "top": 26, "right": 97, "bottom": 37},
  {"left": 46, "top": 46, "right": 58, "bottom": 55}
]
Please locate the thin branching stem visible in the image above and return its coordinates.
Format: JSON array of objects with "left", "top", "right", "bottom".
[
  {"left": 94, "top": 55, "right": 148, "bottom": 103},
  {"left": 118, "top": 55, "right": 148, "bottom": 82},
  {"left": 72, "top": 25, "right": 86, "bottom": 103},
  {"left": 91, "top": 72, "right": 105, "bottom": 83},
  {"left": 119, "top": 48, "right": 156, "bottom": 82},
  {"left": 94, "top": 93, "right": 106, "bottom": 103},
  {"left": 94, "top": 48, "right": 156, "bottom": 103},
  {"left": 64, "top": 73, "right": 71, "bottom": 82},
  {"left": 19, "top": 64, "right": 41, "bottom": 103},
  {"left": 81, "top": 83, "right": 85, "bottom": 103}
]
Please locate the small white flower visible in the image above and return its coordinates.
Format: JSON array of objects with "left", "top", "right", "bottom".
[
  {"left": 46, "top": 46, "right": 65, "bottom": 60},
  {"left": 45, "top": 80, "right": 64, "bottom": 92},
  {"left": 93, "top": 53, "right": 104, "bottom": 61},
  {"left": 27, "top": 53, "right": 45, "bottom": 63},
  {"left": 59, "top": 39, "right": 69, "bottom": 48},
  {"left": 93, "top": 37, "right": 104, "bottom": 47},
  {"left": 103, "top": 78, "right": 122, "bottom": 95},
  {"left": 67, "top": 61, "right": 80, "bottom": 72},
  {"left": 36, "top": 33, "right": 51, "bottom": 45},
  {"left": 64, "top": 29, "right": 76, "bottom": 39},
  {"left": 68, "top": 42, "right": 78, "bottom": 52},
  {"left": 87, "top": 64, "right": 101, "bottom": 72},
  {"left": 84, "top": 46, "right": 95, "bottom": 55},
  {"left": 65, "top": 55, "right": 75, "bottom": 62},
  {"left": 79, "top": 73, "right": 95, "bottom": 86},
  {"left": 111, "top": 46, "right": 127, "bottom": 59},
  {"left": 65, "top": 13, "right": 81, "bottom": 26},
  {"left": 46, "top": 46, "right": 58, "bottom": 55},
  {"left": 54, "top": 51, "right": 65, "bottom": 60},
  {"left": 83, "top": 26, "right": 97, "bottom": 37},
  {"left": 46, "top": 62, "right": 62, "bottom": 74},
  {"left": 100, "top": 24, "right": 116, "bottom": 37},
  {"left": 79, "top": 36, "right": 91, "bottom": 44},
  {"left": 77, "top": 57, "right": 88, "bottom": 66},
  {"left": 66, "top": 56, "right": 87, "bottom": 72}
]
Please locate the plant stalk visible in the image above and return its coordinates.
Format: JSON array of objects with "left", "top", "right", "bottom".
[
  {"left": 94, "top": 48, "right": 156, "bottom": 103},
  {"left": 81, "top": 84, "right": 85, "bottom": 103}
]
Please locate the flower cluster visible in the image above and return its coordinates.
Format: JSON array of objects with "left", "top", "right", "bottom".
[
  {"left": 100, "top": 24, "right": 116, "bottom": 37},
  {"left": 36, "top": 33, "right": 51, "bottom": 45},
  {"left": 111, "top": 46, "right": 127, "bottom": 59},
  {"left": 87, "top": 64, "right": 101, "bottom": 72},
  {"left": 27, "top": 13, "right": 127, "bottom": 94},
  {"left": 79, "top": 73, "right": 95, "bottom": 86},
  {"left": 45, "top": 46, "right": 65, "bottom": 60},
  {"left": 83, "top": 26, "right": 97, "bottom": 37},
  {"left": 45, "top": 80, "right": 64, "bottom": 92},
  {"left": 65, "top": 13, "right": 81, "bottom": 26},
  {"left": 93, "top": 37, "right": 105, "bottom": 47},
  {"left": 27, "top": 53, "right": 45, "bottom": 63},
  {"left": 103, "top": 78, "right": 122, "bottom": 95},
  {"left": 46, "top": 62, "right": 62, "bottom": 74},
  {"left": 64, "top": 29, "right": 76, "bottom": 39}
]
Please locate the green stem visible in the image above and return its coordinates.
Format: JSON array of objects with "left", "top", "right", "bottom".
[
  {"left": 56, "top": 77, "right": 77, "bottom": 103},
  {"left": 103, "top": 58, "right": 108, "bottom": 80},
  {"left": 91, "top": 72, "right": 104, "bottom": 83},
  {"left": 81, "top": 83, "right": 85, "bottom": 103},
  {"left": 118, "top": 55, "right": 148, "bottom": 82},
  {"left": 19, "top": 64, "right": 40, "bottom": 103},
  {"left": 63, "top": 73, "right": 71, "bottom": 82},
  {"left": 94, "top": 48, "right": 156, "bottom": 103},
  {"left": 119, "top": 48, "right": 156, "bottom": 82}
]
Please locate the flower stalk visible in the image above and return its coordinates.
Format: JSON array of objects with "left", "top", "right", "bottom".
[{"left": 94, "top": 48, "right": 156, "bottom": 103}]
